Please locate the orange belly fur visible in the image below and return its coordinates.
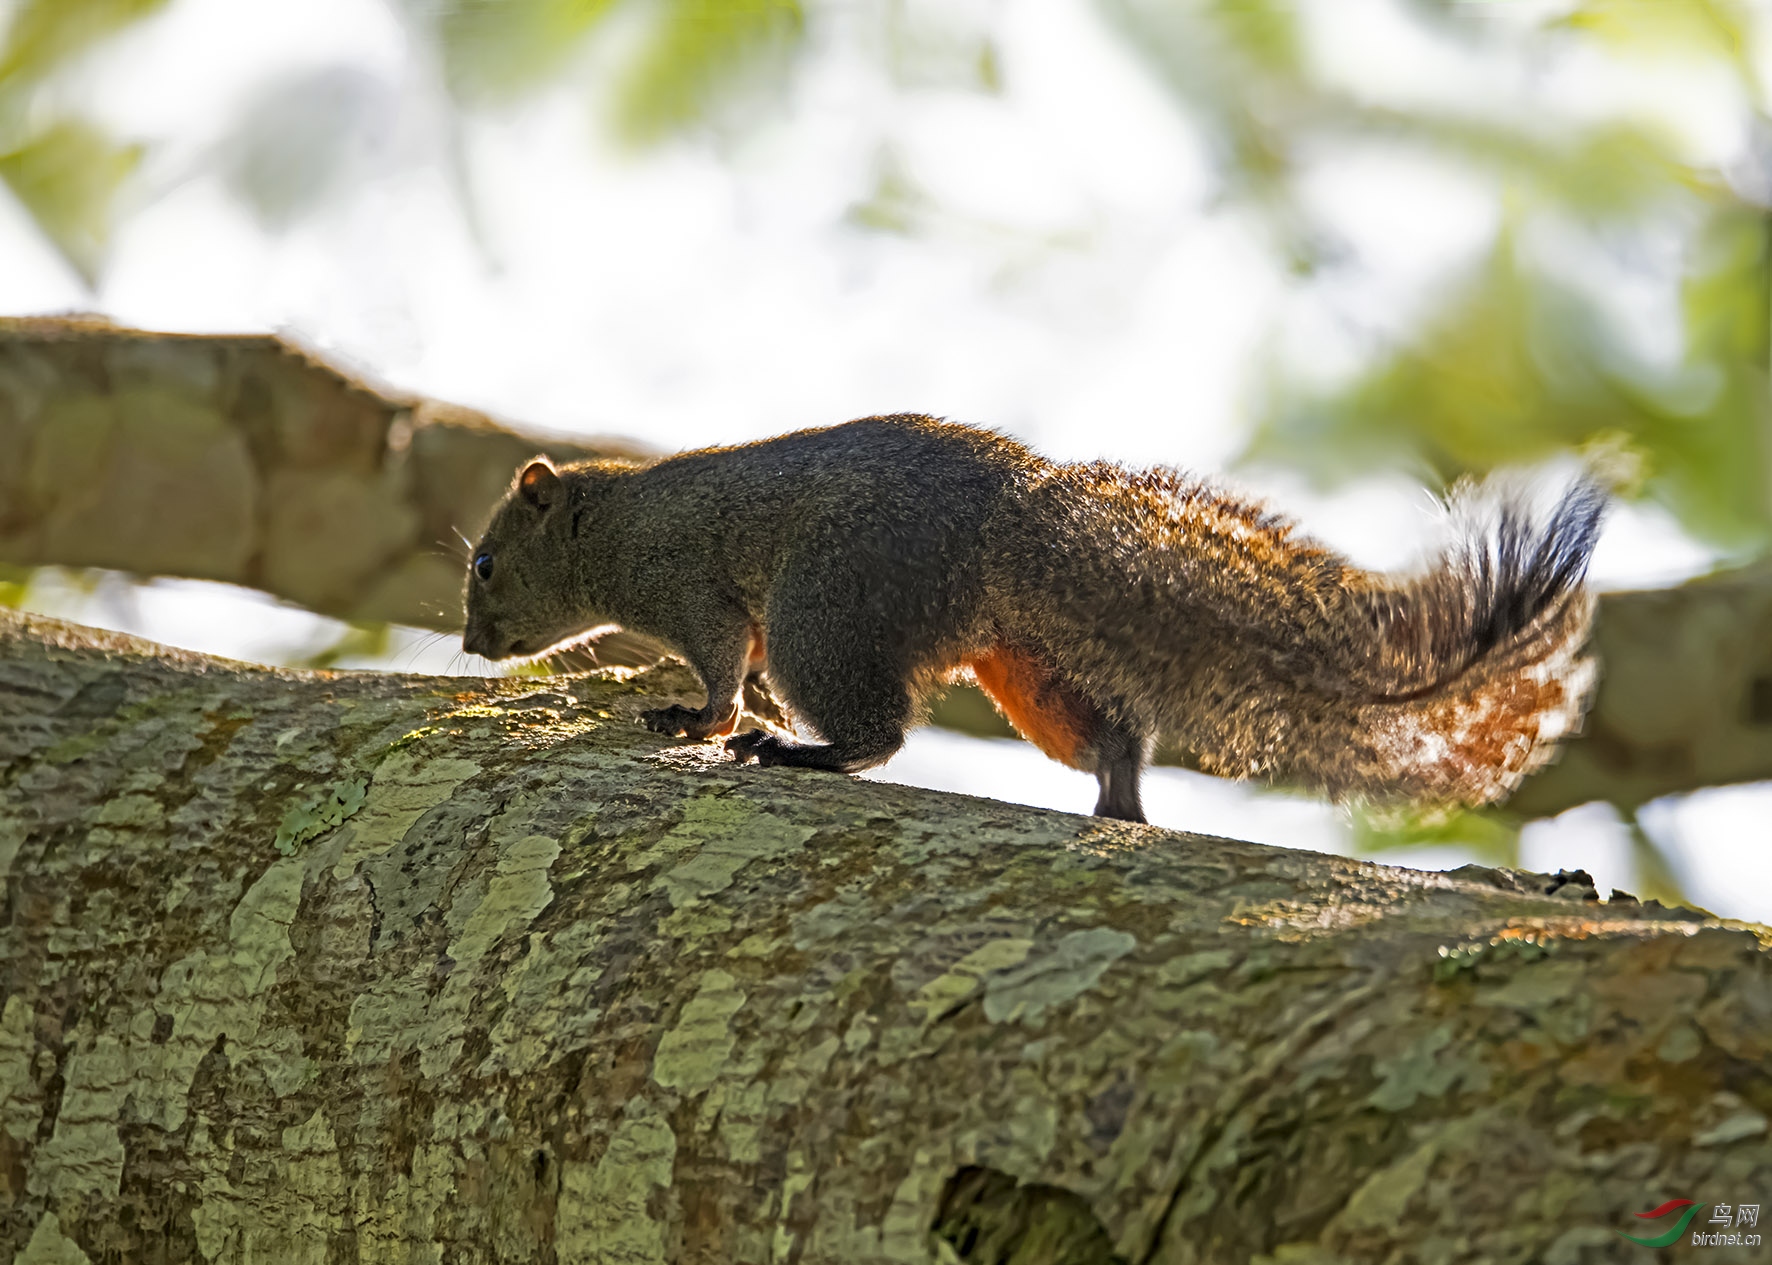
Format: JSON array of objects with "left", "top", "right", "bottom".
[{"left": 962, "top": 642, "right": 1098, "bottom": 770}]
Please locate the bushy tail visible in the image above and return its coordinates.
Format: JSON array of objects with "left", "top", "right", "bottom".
[
  {"left": 1269, "top": 477, "right": 1607, "bottom": 805},
  {"left": 1353, "top": 479, "right": 1604, "bottom": 694}
]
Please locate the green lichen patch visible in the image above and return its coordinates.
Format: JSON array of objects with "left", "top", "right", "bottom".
[
  {"left": 16, "top": 1213, "right": 92, "bottom": 1265},
  {"left": 449, "top": 833, "right": 564, "bottom": 966},
  {"left": 0, "top": 996, "right": 42, "bottom": 1144},
  {"left": 328, "top": 748, "right": 483, "bottom": 877},
  {"left": 982, "top": 928, "right": 1139, "bottom": 1025},
  {"left": 909, "top": 938, "right": 1036, "bottom": 1024},
  {"left": 93, "top": 791, "right": 166, "bottom": 828},
  {"left": 40, "top": 692, "right": 185, "bottom": 766},
  {"left": 653, "top": 968, "right": 748, "bottom": 1094},
  {"left": 1475, "top": 957, "right": 1590, "bottom": 1012},
  {"left": 273, "top": 777, "right": 367, "bottom": 855},
  {"left": 1333, "top": 1133, "right": 1439, "bottom": 1232},
  {"left": 28, "top": 1033, "right": 131, "bottom": 1202},
  {"left": 131, "top": 855, "right": 307, "bottom": 1134},
  {"left": 1367, "top": 1024, "right": 1488, "bottom": 1112},
  {"left": 379, "top": 724, "right": 443, "bottom": 757},
  {"left": 633, "top": 793, "right": 818, "bottom": 909},
  {"left": 557, "top": 1098, "right": 677, "bottom": 1264},
  {"left": 1694, "top": 1106, "right": 1769, "bottom": 1147},
  {"left": 419, "top": 818, "right": 567, "bottom": 1077},
  {"left": 481, "top": 922, "right": 608, "bottom": 1077}
]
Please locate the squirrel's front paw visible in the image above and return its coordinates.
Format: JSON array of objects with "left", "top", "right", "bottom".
[{"left": 642, "top": 705, "right": 703, "bottom": 737}]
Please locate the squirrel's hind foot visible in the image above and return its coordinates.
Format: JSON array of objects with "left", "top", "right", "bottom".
[
  {"left": 722, "top": 722, "right": 772, "bottom": 765},
  {"left": 725, "top": 730, "right": 791, "bottom": 765}
]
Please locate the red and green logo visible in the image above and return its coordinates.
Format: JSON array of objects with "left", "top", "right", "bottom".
[{"left": 1619, "top": 1199, "right": 1705, "bottom": 1248}]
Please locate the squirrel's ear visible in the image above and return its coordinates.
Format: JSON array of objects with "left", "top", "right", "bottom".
[{"left": 519, "top": 459, "right": 561, "bottom": 511}]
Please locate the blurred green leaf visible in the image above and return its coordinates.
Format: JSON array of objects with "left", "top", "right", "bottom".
[
  {"left": 0, "top": 0, "right": 169, "bottom": 89},
  {"left": 1351, "top": 804, "right": 1522, "bottom": 868},
  {"left": 1095, "top": 0, "right": 1294, "bottom": 194},
  {"left": 1249, "top": 214, "right": 1772, "bottom": 551},
  {"left": 424, "top": 0, "right": 620, "bottom": 102},
  {"left": 1250, "top": 233, "right": 1623, "bottom": 479},
  {"left": 976, "top": 39, "right": 1001, "bottom": 94},
  {"left": 1557, "top": 0, "right": 1755, "bottom": 79},
  {"left": 1683, "top": 200, "right": 1770, "bottom": 366},
  {"left": 1205, "top": 0, "right": 1301, "bottom": 74},
  {"left": 299, "top": 621, "right": 393, "bottom": 671},
  {"left": 612, "top": 0, "right": 804, "bottom": 145},
  {"left": 878, "top": 4, "right": 1004, "bottom": 95},
  {"left": 845, "top": 146, "right": 927, "bottom": 235},
  {"left": 0, "top": 564, "right": 30, "bottom": 610},
  {"left": 1625, "top": 815, "right": 1694, "bottom": 908},
  {"left": 1355, "top": 111, "right": 1689, "bottom": 220},
  {"left": 1652, "top": 202, "right": 1772, "bottom": 546},
  {"left": 0, "top": 118, "right": 141, "bottom": 285}
]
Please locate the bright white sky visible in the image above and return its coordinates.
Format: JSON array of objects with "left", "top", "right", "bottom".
[{"left": 4, "top": 0, "right": 1769, "bottom": 921}]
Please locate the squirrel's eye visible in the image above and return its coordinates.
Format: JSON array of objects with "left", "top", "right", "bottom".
[{"left": 474, "top": 552, "right": 494, "bottom": 581}]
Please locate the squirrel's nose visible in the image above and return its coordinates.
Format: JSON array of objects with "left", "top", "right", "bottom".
[{"left": 462, "top": 624, "right": 495, "bottom": 659}]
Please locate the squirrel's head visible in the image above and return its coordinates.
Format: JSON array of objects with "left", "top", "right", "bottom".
[{"left": 462, "top": 457, "right": 608, "bottom": 660}]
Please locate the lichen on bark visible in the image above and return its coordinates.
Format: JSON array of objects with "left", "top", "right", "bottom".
[{"left": 0, "top": 607, "right": 1767, "bottom": 1263}]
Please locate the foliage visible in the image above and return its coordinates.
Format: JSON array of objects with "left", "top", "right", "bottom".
[
  {"left": 297, "top": 620, "right": 393, "bottom": 671},
  {"left": 0, "top": 563, "right": 28, "bottom": 609},
  {"left": 0, "top": 0, "right": 167, "bottom": 88},
  {"left": 0, "top": 0, "right": 166, "bottom": 283},
  {"left": 1091, "top": 0, "right": 1771, "bottom": 550},
  {"left": 424, "top": 0, "right": 623, "bottom": 101},
  {"left": 606, "top": 0, "right": 804, "bottom": 144},
  {"left": 1252, "top": 211, "right": 1772, "bottom": 551},
  {"left": 3, "top": 0, "right": 1763, "bottom": 548}
]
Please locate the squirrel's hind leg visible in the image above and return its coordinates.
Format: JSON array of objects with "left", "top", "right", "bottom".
[{"left": 1089, "top": 718, "right": 1150, "bottom": 823}]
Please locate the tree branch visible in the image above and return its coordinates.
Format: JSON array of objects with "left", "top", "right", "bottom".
[
  {"left": 1511, "top": 560, "right": 1772, "bottom": 816},
  {"left": 2, "top": 607, "right": 1767, "bottom": 1261},
  {"left": 0, "top": 315, "right": 649, "bottom": 632}
]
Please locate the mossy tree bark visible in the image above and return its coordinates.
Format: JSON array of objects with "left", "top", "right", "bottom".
[
  {"left": 1, "top": 607, "right": 1768, "bottom": 1264},
  {"left": 5, "top": 319, "right": 1771, "bottom": 818}
]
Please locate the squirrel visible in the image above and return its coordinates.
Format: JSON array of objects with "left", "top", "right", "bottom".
[{"left": 462, "top": 414, "right": 1604, "bottom": 823}]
